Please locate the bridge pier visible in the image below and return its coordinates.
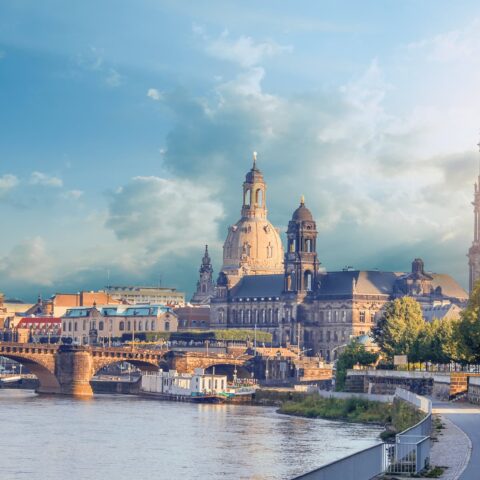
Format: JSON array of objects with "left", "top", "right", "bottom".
[{"left": 55, "top": 345, "right": 94, "bottom": 397}]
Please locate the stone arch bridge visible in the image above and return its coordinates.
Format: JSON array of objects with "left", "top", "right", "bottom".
[{"left": 0, "top": 342, "right": 252, "bottom": 397}]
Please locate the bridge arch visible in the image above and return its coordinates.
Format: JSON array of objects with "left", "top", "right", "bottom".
[{"left": 0, "top": 353, "right": 61, "bottom": 394}]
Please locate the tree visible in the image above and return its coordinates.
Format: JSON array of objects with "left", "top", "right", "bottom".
[
  {"left": 372, "top": 297, "right": 425, "bottom": 362},
  {"left": 457, "top": 281, "right": 480, "bottom": 363},
  {"left": 335, "top": 339, "right": 378, "bottom": 391}
]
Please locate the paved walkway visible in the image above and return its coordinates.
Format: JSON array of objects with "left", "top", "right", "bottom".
[{"left": 432, "top": 402, "right": 480, "bottom": 480}]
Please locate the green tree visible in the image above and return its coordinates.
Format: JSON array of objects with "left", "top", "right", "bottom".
[
  {"left": 372, "top": 297, "right": 425, "bottom": 362},
  {"left": 457, "top": 281, "right": 480, "bottom": 363},
  {"left": 335, "top": 339, "right": 378, "bottom": 391}
]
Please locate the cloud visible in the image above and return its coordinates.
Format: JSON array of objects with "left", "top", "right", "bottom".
[
  {"left": 106, "top": 176, "right": 224, "bottom": 258},
  {"left": 105, "top": 68, "right": 122, "bottom": 87},
  {"left": 408, "top": 18, "right": 480, "bottom": 63},
  {"left": 147, "top": 88, "right": 163, "bottom": 101},
  {"left": 61, "top": 189, "right": 84, "bottom": 200},
  {"left": 0, "top": 237, "right": 54, "bottom": 286},
  {"left": 30, "top": 171, "right": 63, "bottom": 187},
  {"left": 198, "top": 29, "right": 292, "bottom": 68},
  {"left": 76, "top": 46, "right": 123, "bottom": 87},
  {"left": 0, "top": 174, "right": 19, "bottom": 197}
]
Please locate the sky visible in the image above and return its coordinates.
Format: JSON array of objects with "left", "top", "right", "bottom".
[{"left": 1, "top": 0, "right": 480, "bottom": 301}]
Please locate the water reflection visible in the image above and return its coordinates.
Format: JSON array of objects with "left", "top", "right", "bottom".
[{"left": 0, "top": 390, "right": 383, "bottom": 480}]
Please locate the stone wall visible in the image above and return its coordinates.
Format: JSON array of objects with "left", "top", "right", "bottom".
[{"left": 467, "top": 377, "right": 480, "bottom": 404}]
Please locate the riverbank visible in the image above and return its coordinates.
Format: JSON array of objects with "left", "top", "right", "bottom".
[{"left": 278, "top": 394, "right": 425, "bottom": 439}]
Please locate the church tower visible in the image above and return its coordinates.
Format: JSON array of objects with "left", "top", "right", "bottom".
[
  {"left": 284, "top": 196, "right": 320, "bottom": 298},
  {"left": 191, "top": 245, "right": 216, "bottom": 304},
  {"left": 220, "top": 152, "right": 284, "bottom": 288},
  {"left": 468, "top": 142, "right": 480, "bottom": 293}
]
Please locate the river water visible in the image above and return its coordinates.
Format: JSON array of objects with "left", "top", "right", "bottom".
[{"left": 0, "top": 390, "right": 383, "bottom": 480}]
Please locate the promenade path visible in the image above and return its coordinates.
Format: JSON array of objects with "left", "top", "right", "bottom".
[{"left": 432, "top": 401, "right": 479, "bottom": 480}]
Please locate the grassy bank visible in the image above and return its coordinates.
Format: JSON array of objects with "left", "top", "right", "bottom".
[{"left": 278, "top": 395, "right": 425, "bottom": 437}]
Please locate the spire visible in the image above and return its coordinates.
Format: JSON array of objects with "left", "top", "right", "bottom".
[
  {"left": 202, "top": 244, "right": 211, "bottom": 265},
  {"left": 300, "top": 194, "right": 305, "bottom": 205},
  {"left": 253, "top": 151, "right": 257, "bottom": 169}
]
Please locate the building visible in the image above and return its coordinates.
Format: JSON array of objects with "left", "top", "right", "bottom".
[
  {"left": 190, "top": 245, "right": 216, "bottom": 304},
  {"left": 105, "top": 286, "right": 185, "bottom": 306},
  {"left": 209, "top": 155, "right": 468, "bottom": 361},
  {"left": 174, "top": 306, "right": 211, "bottom": 330},
  {"left": 22, "top": 291, "right": 121, "bottom": 318},
  {"left": 15, "top": 317, "right": 62, "bottom": 342},
  {"left": 61, "top": 304, "right": 178, "bottom": 344}
]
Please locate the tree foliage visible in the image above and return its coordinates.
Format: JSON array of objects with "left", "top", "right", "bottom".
[
  {"left": 335, "top": 339, "right": 378, "bottom": 391},
  {"left": 372, "top": 297, "right": 425, "bottom": 362}
]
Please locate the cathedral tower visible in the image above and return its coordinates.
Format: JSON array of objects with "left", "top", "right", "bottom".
[
  {"left": 468, "top": 143, "right": 480, "bottom": 293},
  {"left": 284, "top": 196, "right": 320, "bottom": 297},
  {"left": 220, "top": 153, "right": 284, "bottom": 288},
  {"left": 191, "top": 245, "right": 216, "bottom": 304}
]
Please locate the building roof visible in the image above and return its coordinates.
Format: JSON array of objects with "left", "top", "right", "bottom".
[
  {"left": 317, "top": 270, "right": 400, "bottom": 296},
  {"left": 422, "top": 303, "right": 463, "bottom": 322},
  {"left": 18, "top": 317, "right": 61, "bottom": 326},
  {"left": 63, "top": 304, "right": 173, "bottom": 318},
  {"left": 291, "top": 200, "right": 313, "bottom": 222},
  {"left": 430, "top": 274, "right": 468, "bottom": 300},
  {"left": 230, "top": 274, "right": 284, "bottom": 299}
]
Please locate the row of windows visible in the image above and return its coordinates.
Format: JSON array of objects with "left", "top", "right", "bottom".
[
  {"left": 227, "top": 308, "right": 279, "bottom": 325},
  {"left": 315, "top": 310, "right": 375, "bottom": 323},
  {"left": 62, "top": 320, "right": 165, "bottom": 332}
]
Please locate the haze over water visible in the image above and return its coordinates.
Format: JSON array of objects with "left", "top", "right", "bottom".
[{"left": 0, "top": 390, "right": 382, "bottom": 480}]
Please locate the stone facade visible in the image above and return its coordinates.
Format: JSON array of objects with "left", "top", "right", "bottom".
[{"left": 468, "top": 161, "right": 480, "bottom": 292}]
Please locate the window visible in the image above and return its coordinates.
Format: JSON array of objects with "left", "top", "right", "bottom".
[
  {"left": 370, "top": 312, "right": 375, "bottom": 323},
  {"left": 266, "top": 243, "right": 273, "bottom": 258},
  {"left": 74, "top": 322, "right": 78, "bottom": 332},
  {"left": 304, "top": 271, "right": 313, "bottom": 291},
  {"left": 334, "top": 310, "right": 339, "bottom": 322},
  {"left": 139, "top": 321, "right": 143, "bottom": 331},
  {"left": 83, "top": 320, "right": 87, "bottom": 331},
  {"left": 151, "top": 320, "right": 156, "bottom": 330},
  {"left": 244, "top": 188, "right": 251, "bottom": 206},
  {"left": 327, "top": 310, "right": 332, "bottom": 322},
  {"left": 342, "top": 310, "right": 347, "bottom": 322},
  {"left": 319, "top": 331, "right": 323, "bottom": 341},
  {"left": 127, "top": 321, "right": 131, "bottom": 331},
  {"left": 305, "top": 239, "right": 312, "bottom": 252},
  {"left": 68, "top": 322, "right": 72, "bottom": 332},
  {"left": 99, "top": 321, "right": 104, "bottom": 331},
  {"left": 119, "top": 321, "right": 125, "bottom": 331},
  {"left": 165, "top": 321, "right": 170, "bottom": 331},
  {"left": 326, "top": 330, "right": 331, "bottom": 341},
  {"left": 289, "top": 239, "right": 296, "bottom": 253},
  {"left": 359, "top": 311, "right": 366, "bottom": 323}
]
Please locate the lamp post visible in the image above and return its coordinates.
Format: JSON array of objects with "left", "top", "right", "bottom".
[{"left": 233, "top": 353, "right": 249, "bottom": 384}]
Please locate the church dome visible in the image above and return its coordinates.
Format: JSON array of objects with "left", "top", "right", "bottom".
[
  {"left": 222, "top": 217, "right": 284, "bottom": 276},
  {"left": 292, "top": 196, "right": 313, "bottom": 222}
]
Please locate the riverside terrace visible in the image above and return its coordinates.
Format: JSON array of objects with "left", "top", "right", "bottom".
[{"left": 0, "top": 342, "right": 252, "bottom": 397}]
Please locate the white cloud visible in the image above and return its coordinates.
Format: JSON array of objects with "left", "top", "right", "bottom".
[
  {"left": 62, "top": 189, "right": 84, "bottom": 200},
  {"left": 408, "top": 18, "right": 480, "bottom": 63},
  {"left": 105, "top": 68, "right": 122, "bottom": 87},
  {"left": 200, "top": 30, "right": 292, "bottom": 68},
  {"left": 0, "top": 237, "right": 54, "bottom": 286},
  {"left": 147, "top": 88, "right": 163, "bottom": 101},
  {"left": 0, "top": 174, "right": 19, "bottom": 196},
  {"left": 106, "top": 176, "right": 224, "bottom": 258},
  {"left": 30, "top": 171, "right": 63, "bottom": 188}
]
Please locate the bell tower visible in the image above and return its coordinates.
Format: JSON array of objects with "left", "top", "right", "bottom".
[
  {"left": 241, "top": 152, "right": 267, "bottom": 220},
  {"left": 191, "top": 245, "right": 215, "bottom": 304},
  {"left": 284, "top": 196, "right": 320, "bottom": 297},
  {"left": 468, "top": 141, "right": 480, "bottom": 293}
]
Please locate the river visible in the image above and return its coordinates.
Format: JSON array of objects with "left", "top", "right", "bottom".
[{"left": 0, "top": 390, "right": 383, "bottom": 480}]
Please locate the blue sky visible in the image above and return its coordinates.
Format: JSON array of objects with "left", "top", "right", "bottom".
[{"left": 1, "top": 1, "right": 480, "bottom": 301}]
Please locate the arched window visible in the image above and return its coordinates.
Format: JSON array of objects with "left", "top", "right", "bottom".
[
  {"left": 99, "top": 321, "right": 104, "bottom": 331},
  {"left": 219, "top": 310, "right": 224, "bottom": 324},
  {"left": 266, "top": 243, "right": 273, "bottom": 258},
  {"left": 127, "top": 321, "right": 131, "bottom": 331},
  {"left": 145, "top": 321, "right": 149, "bottom": 331},
  {"left": 246, "top": 310, "right": 251, "bottom": 324},
  {"left": 289, "top": 239, "right": 296, "bottom": 253},
  {"left": 119, "top": 321, "right": 125, "bottom": 331},
  {"left": 83, "top": 320, "right": 87, "bottom": 331},
  {"left": 165, "top": 322, "right": 170, "bottom": 331},
  {"left": 244, "top": 188, "right": 251, "bottom": 206},
  {"left": 138, "top": 321, "right": 143, "bottom": 331},
  {"left": 305, "top": 239, "right": 312, "bottom": 252},
  {"left": 255, "top": 188, "right": 263, "bottom": 207},
  {"left": 74, "top": 322, "right": 78, "bottom": 332},
  {"left": 240, "top": 310, "right": 244, "bottom": 323},
  {"left": 267, "top": 308, "right": 272, "bottom": 323},
  {"left": 260, "top": 309, "right": 265, "bottom": 323}
]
